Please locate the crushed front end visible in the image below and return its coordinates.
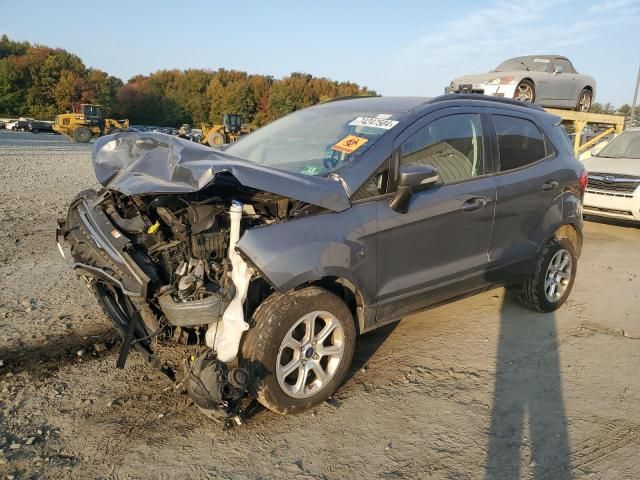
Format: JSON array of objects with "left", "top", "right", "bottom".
[{"left": 56, "top": 132, "right": 332, "bottom": 420}]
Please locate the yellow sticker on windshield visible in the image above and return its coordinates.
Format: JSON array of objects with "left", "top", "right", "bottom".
[{"left": 332, "top": 135, "right": 368, "bottom": 154}]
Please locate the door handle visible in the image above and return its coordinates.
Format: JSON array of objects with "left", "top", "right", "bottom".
[
  {"left": 462, "top": 197, "right": 488, "bottom": 212},
  {"left": 542, "top": 180, "right": 559, "bottom": 191}
]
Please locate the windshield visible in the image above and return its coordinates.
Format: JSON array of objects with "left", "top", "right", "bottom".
[
  {"left": 495, "top": 57, "right": 550, "bottom": 73},
  {"left": 596, "top": 131, "right": 640, "bottom": 159},
  {"left": 225, "top": 107, "right": 397, "bottom": 177}
]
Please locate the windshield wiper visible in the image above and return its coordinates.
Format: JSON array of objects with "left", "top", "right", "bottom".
[{"left": 518, "top": 61, "right": 530, "bottom": 71}]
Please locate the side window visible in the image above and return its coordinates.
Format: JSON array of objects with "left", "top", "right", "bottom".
[
  {"left": 555, "top": 58, "right": 575, "bottom": 74},
  {"left": 400, "top": 114, "right": 485, "bottom": 184},
  {"left": 351, "top": 158, "right": 390, "bottom": 201},
  {"left": 493, "top": 115, "right": 548, "bottom": 171}
]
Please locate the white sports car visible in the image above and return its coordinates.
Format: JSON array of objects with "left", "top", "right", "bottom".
[{"left": 448, "top": 55, "right": 596, "bottom": 111}]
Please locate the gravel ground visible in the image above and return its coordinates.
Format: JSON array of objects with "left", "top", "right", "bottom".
[{"left": 0, "top": 129, "right": 639, "bottom": 479}]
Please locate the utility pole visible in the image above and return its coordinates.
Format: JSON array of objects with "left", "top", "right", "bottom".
[{"left": 631, "top": 64, "right": 640, "bottom": 129}]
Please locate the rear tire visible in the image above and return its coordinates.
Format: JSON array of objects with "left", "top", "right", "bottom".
[
  {"left": 73, "top": 126, "right": 92, "bottom": 143},
  {"left": 516, "top": 238, "right": 577, "bottom": 312},
  {"left": 240, "top": 286, "right": 356, "bottom": 414},
  {"left": 32, "top": 129, "right": 39, "bottom": 134},
  {"left": 576, "top": 89, "right": 592, "bottom": 112},
  {"left": 514, "top": 79, "right": 536, "bottom": 103}
]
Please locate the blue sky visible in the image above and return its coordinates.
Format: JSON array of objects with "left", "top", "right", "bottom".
[{"left": 2, "top": 0, "right": 638, "bottom": 106}]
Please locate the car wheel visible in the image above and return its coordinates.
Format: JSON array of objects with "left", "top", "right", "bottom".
[
  {"left": 207, "top": 132, "right": 225, "bottom": 148},
  {"left": 73, "top": 126, "right": 92, "bottom": 143},
  {"left": 516, "top": 238, "right": 577, "bottom": 312},
  {"left": 32, "top": 129, "right": 39, "bottom": 134},
  {"left": 576, "top": 89, "right": 592, "bottom": 112},
  {"left": 514, "top": 79, "right": 535, "bottom": 103},
  {"left": 240, "top": 286, "right": 356, "bottom": 414}
]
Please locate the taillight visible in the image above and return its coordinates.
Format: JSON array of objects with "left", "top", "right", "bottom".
[{"left": 580, "top": 170, "right": 588, "bottom": 192}]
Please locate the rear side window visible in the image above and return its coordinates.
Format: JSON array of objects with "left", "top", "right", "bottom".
[
  {"left": 493, "top": 115, "right": 547, "bottom": 171},
  {"left": 554, "top": 58, "right": 576, "bottom": 74}
]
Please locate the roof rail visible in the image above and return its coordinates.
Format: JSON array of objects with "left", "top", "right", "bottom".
[{"left": 429, "top": 93, "right": 545, "bottom": 112}]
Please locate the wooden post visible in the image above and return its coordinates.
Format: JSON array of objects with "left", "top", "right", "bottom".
[{"left": 573, "top": 120, "right": 586, "bottom": 155}]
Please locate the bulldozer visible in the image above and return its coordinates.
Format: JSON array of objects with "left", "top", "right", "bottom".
[
  {"left": 53, "top": 104, "right": 129, "bottom": 143},
  {"left": 201, "top": 113, "right": 254, "bottom": 148}
]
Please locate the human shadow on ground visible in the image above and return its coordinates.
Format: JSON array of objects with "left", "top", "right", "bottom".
[{"left": 485, "top": 296, "right": 571, "bottom": 479}]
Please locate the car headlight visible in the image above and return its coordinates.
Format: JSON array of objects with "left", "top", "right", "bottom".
[{"left": 486, "top": 76, "right": 515, "bottom": 85}]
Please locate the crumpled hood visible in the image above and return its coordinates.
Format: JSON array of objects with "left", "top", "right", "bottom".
[
  {"left": 91, "top": 132, "right": 351, "bottom": 212},
  {"left": 452, "top": 71, "right": 522, "bottom": 86}
]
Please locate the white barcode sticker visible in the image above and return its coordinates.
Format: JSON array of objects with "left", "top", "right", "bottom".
[{"left": 349, "top": 117, "right": 399, "bottom": 130}]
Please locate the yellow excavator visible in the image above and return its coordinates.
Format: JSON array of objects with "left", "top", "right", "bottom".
[
  {"left": 53, "top": 104, "right": 129, "bottom": 143},
  {"left": 200, "top": 114, "right": 254, "bottom": 148}
]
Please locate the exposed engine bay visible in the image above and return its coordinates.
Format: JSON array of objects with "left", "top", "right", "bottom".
[
  {"left": 57, "top": 132, "right": 345, "bottom": 422},
  {"left": 61, "top": 170, "right": 320, "bottom": 420}
]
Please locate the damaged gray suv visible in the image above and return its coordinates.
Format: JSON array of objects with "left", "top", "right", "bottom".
[{"left": 58, "top": 94, "right": 586, "bottom": 418}]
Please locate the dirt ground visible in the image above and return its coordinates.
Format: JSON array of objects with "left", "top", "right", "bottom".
[{"left": 0, "top": 130, "right": 639, "bottom": 480}]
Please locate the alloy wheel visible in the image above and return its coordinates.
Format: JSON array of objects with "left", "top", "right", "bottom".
[
  {"left": 515, "top": 83, "right": 534, "bottom": 102},
  {"left": 578, "top": 92, "right": 591, "bottom": 112},
  {"left": 276, "top": 311, "right": 345, "bottom": 399},
  {"left": 544, "top": 249, "right": 572, "bottom": 302}
]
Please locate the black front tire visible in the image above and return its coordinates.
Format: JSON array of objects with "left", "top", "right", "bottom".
[
  {"left": 516, "top": 238, "right": 577, "bottom": 312},
  {"left": 73, "top": 126, "right": 92, "bottom": 143},
  {"left": 240, "top": 286, "right": 356, "bottom": 415}
]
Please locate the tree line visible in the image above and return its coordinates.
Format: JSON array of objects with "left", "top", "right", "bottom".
[{"left": 0, "top": 35, "right": 377, "bottom": 126}]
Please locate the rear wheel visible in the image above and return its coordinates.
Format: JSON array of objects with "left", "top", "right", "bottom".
[
  {"left": 207, "top": 131, "right": 225, "bottom": 148},
  {"left": 514, "top": 79, "right": 535, "bottom": 103},
  {"left": 516, "top": 238, "right": 577, "bottom": 312},
  {"left": 576, "top": 89, "right": 592, "bottom": 112},
  {"left": 240, "top": 286, "right": 356, "bottom": 414},
  {"left": 32, "top": 129, "right": 39, "bottom": 134},
  {"left": 73, "top": 126, "right": 92, "bottom": 143}
]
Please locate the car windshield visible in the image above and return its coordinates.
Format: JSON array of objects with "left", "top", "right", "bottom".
[
  {"left": 225, "top": 107, "right": 397, "bottom": 177},
  {"left": 495, "top": 57, "right": 550, "bottom": 73},
  {"left": 596, "top": 131, "right": 640, "bottom": 159}
]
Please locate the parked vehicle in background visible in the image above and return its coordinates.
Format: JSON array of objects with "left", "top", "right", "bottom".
[
  {"left": 0, "top": 120, "right": 5, "bottom": 129},
  {"left": 28, "top": 120, "right": 57, "bottom": 134},
  {"left": 53, "top": 104, "right": 129, "bottom": 143},
  {"left": 5, "top": 120, "right": 18, "bottom": 130},
  {"left": 11, "top": 120, "right": 31, "bottom": 131},
  {"left": 178, "top": 124, "right": 203, "bottom": 142},
  {"left": 59, "top": 94, "right": 585, "bottom": 418},
  {"left": 201, "top": 114, "right": 255, "bottom": 148},
  {"left": 448, "top": 55, "right": 596, "bottom": 111},
  {"left": 582, "top": 127, "right": 640, "bottom": 223}
]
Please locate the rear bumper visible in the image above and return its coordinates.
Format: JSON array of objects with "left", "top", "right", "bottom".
[{"left": 583, "top": 189, "right": 640, "bottom": 222}]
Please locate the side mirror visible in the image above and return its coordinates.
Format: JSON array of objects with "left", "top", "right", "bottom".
[
  {"left": 553, "top": 65, "right": 564, "bottom": 75},
  {"left": 389, "top": 164, "right": 439, "bottom": 214}
]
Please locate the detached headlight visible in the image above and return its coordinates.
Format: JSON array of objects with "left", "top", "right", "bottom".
[{"left": 486, "top": 76, "right": 515, "bottom": 85}]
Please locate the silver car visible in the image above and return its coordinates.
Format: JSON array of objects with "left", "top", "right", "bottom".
[{"left": 448, "top": 55, "right": 596, "bottom": 111}]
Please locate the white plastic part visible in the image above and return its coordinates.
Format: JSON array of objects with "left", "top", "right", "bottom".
[{"left": 205, "top": 201, "right": 253, "bottom": 362}]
